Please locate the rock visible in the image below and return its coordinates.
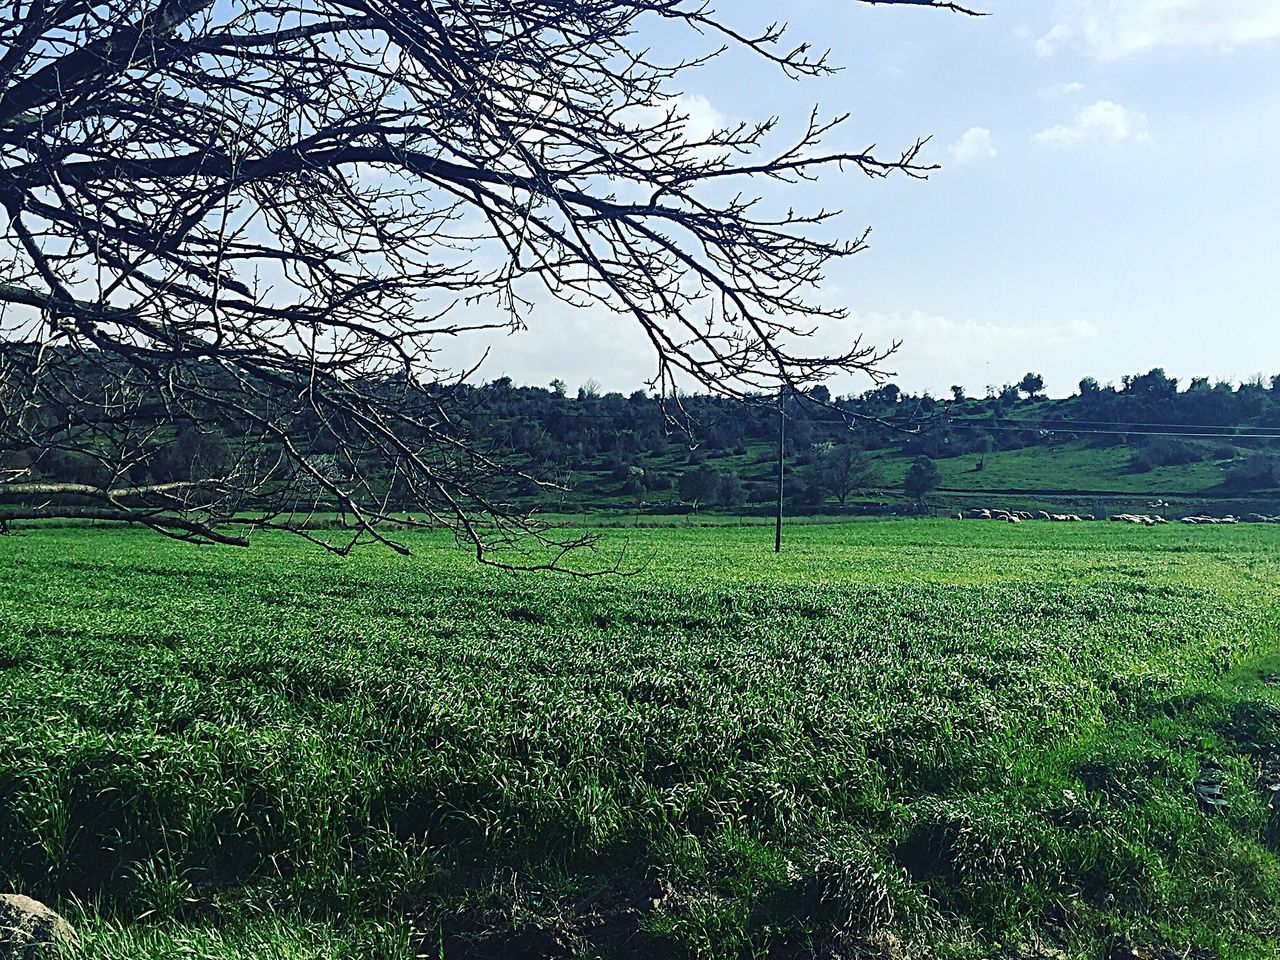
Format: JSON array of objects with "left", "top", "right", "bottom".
[
  {"left": 0, "top": 895, "right": 77, "bottom": 959},
  {"left": 1193, "top": 762, "right": 1229, "bottom": 814}
]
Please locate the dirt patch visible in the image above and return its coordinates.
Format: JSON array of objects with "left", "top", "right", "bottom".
[{"left": 420, "top": 873, "right": 675, "bottom": 960}]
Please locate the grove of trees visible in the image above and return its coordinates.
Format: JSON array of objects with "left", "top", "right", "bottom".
[{"left": 7, "top": 363, "right": 1280, "bottom": 522}]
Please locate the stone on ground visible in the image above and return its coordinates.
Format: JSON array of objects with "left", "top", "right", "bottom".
[{"left": 0, "top": 895, "right": 77, "bottom": 959}]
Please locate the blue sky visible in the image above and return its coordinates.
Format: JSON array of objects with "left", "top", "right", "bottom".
[{"left": 444, "top": 0, "right": 1280, "bottom": 399}]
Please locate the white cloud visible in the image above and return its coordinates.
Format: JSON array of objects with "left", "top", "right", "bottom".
[
  {"left": 1037, "top": 81, "right": 1085, "bottom": 99},
  {"left": 947, "top": 127, "right": 998, "bottom": 164},
  {"left": 622, "top": 92, "right": 727, "bottom": 144},
  {"left": 435, "top": 301, "right": 1106, "bottom": 398},
  {"left": 861, "top": 311, "right": 1099, "bottom": 350},
  {"left": 1036, "top": 23, "right": 1074, "bottom": 57},
  {"left": 811, "top": 310, "right": 1100, "bottom": 395},
  {"left": 1040, "top": 0, "right": 1280, "bottom": 59},
  {"left": 669, "top": 93, "right": 727, "bottom": 142},
  {"left": 815, "top": 310, "right": 1099, "bottom": 375},
  {"left": 1033, "top": 100, "right": 1150, "bottom": 148}
]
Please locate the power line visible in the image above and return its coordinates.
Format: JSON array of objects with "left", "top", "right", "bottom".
[
  {"left": 946, "top": 422, "right": 1280, "bottom": 441},
  {"left": 947, "top": 415, "right": 1280, "bottom": 432},
  {"left": 451, "top": 407, "right": 1280, "bottom": 442}
]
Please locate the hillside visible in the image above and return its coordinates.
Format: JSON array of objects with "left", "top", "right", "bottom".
[
  {"left": 494, "top": 370, "right": 1280, "bottom": 517},
  {"left": 8, "top": 364, "right": 1280, "bottom": 521}
]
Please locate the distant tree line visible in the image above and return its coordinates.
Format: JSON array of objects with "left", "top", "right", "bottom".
[{"left": 6, "top": 358, "right": 1280, "bottom": 519}]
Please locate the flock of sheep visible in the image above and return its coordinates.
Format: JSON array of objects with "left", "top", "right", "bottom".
[
  {"left": 956, "top": 509, "right": 1280, "bottom": 526},
  {"left": 958, "top": 509, "right": 1092, "bottom": 524}
]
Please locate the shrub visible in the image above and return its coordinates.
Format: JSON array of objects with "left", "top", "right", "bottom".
[
  {"left": 1226, "top": 455, "right": 1280, "bottom": 491},
  {"left": 1128, "top": 437, "right": 1202, "bottom": 473}
]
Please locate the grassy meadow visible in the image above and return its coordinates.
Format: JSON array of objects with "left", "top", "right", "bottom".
[
  {"left": 2, "top": 520, "right": 1280, "bottom": 958},
  {"left": 540, "top": 436, "right": 1260, "bottom": 513}
]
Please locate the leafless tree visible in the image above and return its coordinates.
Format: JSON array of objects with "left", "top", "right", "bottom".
[
  {"left": 818, "top": 442, "right": 881, "bottom": 508},
  {"left": 0, "top": 0, "right": 980, "bottom": 563}
]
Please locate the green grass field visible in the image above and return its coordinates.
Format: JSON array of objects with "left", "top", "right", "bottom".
[
  {"left": 554, "top": 437, "right": 1276, "bottom": 520},
  {"left": 856, "top": 441, "right": 1221, "bottom": 495},
  {"left": 3, "top": 521, "right": 1280, "bottom": 958}
]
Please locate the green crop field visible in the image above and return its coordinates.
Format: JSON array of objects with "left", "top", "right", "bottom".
[{"left": 3, "top": 521, "right": 1280, "bottom": 959}]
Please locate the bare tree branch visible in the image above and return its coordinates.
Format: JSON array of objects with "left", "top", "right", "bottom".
[{"left": 0, "top": 0, "right": 979, "bottom": 564}]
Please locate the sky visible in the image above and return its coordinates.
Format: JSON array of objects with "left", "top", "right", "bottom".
[{"left": 436, "top": 0, "right": 1280, "bottom": 400}]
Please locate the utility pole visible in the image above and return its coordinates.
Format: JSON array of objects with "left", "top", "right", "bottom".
[{"left": 775, "top": 391, "right": 785, "bottom": 554}]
